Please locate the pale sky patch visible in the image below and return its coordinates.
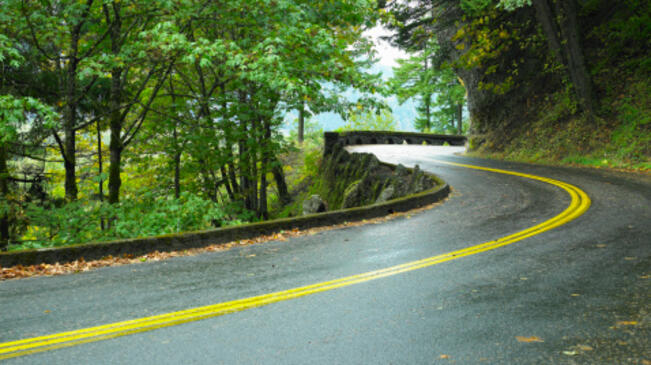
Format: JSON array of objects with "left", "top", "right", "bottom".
[{"left": 364, "top": 25, "right": 409, "bottom": 68}]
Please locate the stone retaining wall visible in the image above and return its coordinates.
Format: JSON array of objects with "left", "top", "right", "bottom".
[
  {"left": 0, "top": 132, "right": 453, "bottom": 267},
  {"left": 324, "top": 131, "right": 466, "bottom": 155}
]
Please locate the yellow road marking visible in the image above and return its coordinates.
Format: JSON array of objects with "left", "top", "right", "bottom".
[{"left": 0, "top": 161, "right": 591, "bottom": 360}]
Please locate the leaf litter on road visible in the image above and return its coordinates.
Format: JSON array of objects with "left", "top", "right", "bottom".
[
  {"left": 1, "top": 199, "right": 448, "bottom": 281},
  {"left": 515, "top": 336, "right": 544, "bottom": 343}
]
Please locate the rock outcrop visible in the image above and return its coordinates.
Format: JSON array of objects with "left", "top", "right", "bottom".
[
  {"left": 319, "top": 144, "right": 438, "bottom": 210},
  {"left": 302, "top": 195, "right": 327, "bottom": 215}
]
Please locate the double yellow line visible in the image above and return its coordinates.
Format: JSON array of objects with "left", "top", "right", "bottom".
[{"left": 0, "top": 161, "right": 590, "bottom": 360}]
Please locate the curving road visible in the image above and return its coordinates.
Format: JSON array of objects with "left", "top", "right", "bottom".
[{"left": 1, "top": 145, "right": 649, "bottom": 364}]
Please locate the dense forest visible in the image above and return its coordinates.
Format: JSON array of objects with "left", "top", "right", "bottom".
[
  {"left": 0, "top": 0, "right": 387, "bottom": 251},
  {"left": 1, "top": 0, "right": 649, "bottom": 251},
  {"left": 382, "top": 0, "right": 649, "bottom": 167}
]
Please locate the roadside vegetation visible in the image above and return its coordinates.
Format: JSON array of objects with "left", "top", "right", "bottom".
[
  {"left": 469, "top": 71, "right": 650, "bottom": 171},
  {"left": 272, "top": 112, "right": 399, "bottom": 219},
  {"left": 0, "top": 0, "right": 384, "bottom": 251},
  {"left": 382, "top": 0, "right": 650, "bottom": 171}
]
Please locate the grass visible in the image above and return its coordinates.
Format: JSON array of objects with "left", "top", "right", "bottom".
[{"left": 470, "top": 67, "right": 650, "bottom": 173}]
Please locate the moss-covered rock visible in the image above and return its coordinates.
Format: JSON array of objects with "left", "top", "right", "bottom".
[{"left": 318, "top": 145, "right": 437, "bottom": 210}]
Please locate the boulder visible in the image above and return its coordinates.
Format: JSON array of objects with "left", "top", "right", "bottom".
[
  {"left": 342, "top": 180, "right": 363, "bottom": 209},
  {"left": 302, "top": 195, "right": 327, "bottom": 215},
  {"left": 375, "top": 185, "right": 395, "bottom": 203}
]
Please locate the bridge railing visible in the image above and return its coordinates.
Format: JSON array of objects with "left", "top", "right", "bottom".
[{"left": 324, "top": 131, "right": 466, "bottom": 155}]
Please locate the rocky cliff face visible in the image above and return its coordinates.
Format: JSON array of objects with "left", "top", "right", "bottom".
[{"left": 315, "top": 144, "right": 437, "bottom": 212}]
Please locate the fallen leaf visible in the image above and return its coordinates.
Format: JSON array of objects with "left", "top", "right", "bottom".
[
  {"left": 439, "top": 354, "right": 450, "bottom": 359},
  {"left": 1, "top": 200, "right": 450, "bottom": 281},
  {"left": 44, "top": 310, "right": 50, "bottom": 314},
  {"left": 515, "top": 336, "right": 544, "bottom": 343},
  {"left": 616, "top": 321, "right": 637, "bottom": 326}
]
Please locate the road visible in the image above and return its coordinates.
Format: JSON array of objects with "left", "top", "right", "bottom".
[{"left": 1, "top": 145, "right": 649, "bottom": 364}]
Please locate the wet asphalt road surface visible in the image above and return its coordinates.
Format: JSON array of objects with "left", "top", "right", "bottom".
[{"left": 1, "top": 145, "right": 649, "bottom": 364}]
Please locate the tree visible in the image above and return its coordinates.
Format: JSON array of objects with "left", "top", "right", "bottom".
[
  {"left": 0, "top": 96, "right": 56, "bottom": 250},
  {"left": 1, "top": 0, "right": 386, "bottom": 247},
  {"left": 340, "top": 109, "right": 398, "bottom": 131},
  {"left": 529, "top": 0, "right": 596, "bottom": 117},
  {"left": 385, "top": 0, "right": 596, "bottom": 118},
  {"left": 1, "top": 32, "right": 58, "bottom": 250},
  {"left": 389, "top": 50, "right": 436, "bottom": 131},
  {"left": 389, "top": 39, "right": 466, "bottom": 133},
  {"left": 5, "top": 0, "right": 113, "bottom": 201}
]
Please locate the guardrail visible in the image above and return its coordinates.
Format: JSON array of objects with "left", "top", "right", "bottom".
[{"left": 324, "top": 131, "right": 466, "bottom": 155}]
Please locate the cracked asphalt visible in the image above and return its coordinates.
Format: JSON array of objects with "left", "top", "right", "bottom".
[{"left": 1, "top": 145, "right": 649, "bottom": 364}]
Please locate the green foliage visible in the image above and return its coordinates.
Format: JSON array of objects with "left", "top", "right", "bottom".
[
  {"left": 13, "top": 193, "right": 250, "bottom": 250},
  {"left": 588, "top": 0, "right": 651, "bottom": 73},
  {"left": 288, "top": 118, "right": 324, "bottom": 147},
  {"left": 338, "top": 109, "right": 397, "bottom": 131},
  {"left": 1, "top": 0, "right": 385, "bottom": 248},
  {"left": 0, "top": 96, "right": 57, "bottom": 144},
  {"left": 388, "top": 40, "right": 466, "bottom": 133},
  {"left": 271, "top": 141, "right": 324, "bottom": 219},
  {"left": 611, "top": 100, "right": 650, "bottom": 165},
  {"left": 472, "top": 73, "right": 650, "bottom": 171}
]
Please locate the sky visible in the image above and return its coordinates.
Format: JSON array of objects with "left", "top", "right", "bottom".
[
  {"left": 363, "top": 25, "right": 409, "bottom": 69},
  {"left": 282, "top": 25, "right": 418, "bottom": 133}
]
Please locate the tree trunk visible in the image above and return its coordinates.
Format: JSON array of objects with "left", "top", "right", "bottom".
[
  {"left": 259, "top": 118, "right": 273, "bottom": 220},
  {"left": 220, "top": 166, "right": 235, "bottom": 200},
  {"left": 226, "top": 160, "right": 239, "bottom": 197},
  {"left": 97, "top": 120, "right": 104, "bottom": 201},
  {"left": 174, "top": 151, "right": 181, "bottom": 199},
  {"left": 97, "top": 120, "right": 105, "bottom": 230},
  {"left": 298, "top": 100, "right": 305, "bottom": 144},
  {"left": 425, "top": 93, "right": 431, "bottom": 131},
  {"left": 533, "top": 0, "right": 564, "bottom": 66},
  {"left": 63, "top": 62, "right": 78, "bottom": 201},
  {"left": 108, "top": 122, "right": 122, "bottom": 204},
  {"left": 272, "top": 159, "right": 291, "bottom": 205},
  {"left": 0, "top": 144, "right": 9, "bottom": 251},
  {"left": 457, "top": 103, "right": 463, "bottom": 134},
  {"left": 558, "top": 0, "right": 596, "bottom": 116},
  {"left": 533, "top": 0, "right": 596, "bottom": 116},
  {"left": 107, "top": 3, "right": 123, "bottom": 205},
  {"left": 238, "top": 129, "right": 254, "bottom": 211},
  {"left": 61, "top": 18, "right": 82, "bottom": 202},
  {"left": 63, "top": 120, "right": 78, "bottom": 201},
  {"left": 172, "top": 127, "right": 181, "bottom": 199},
  {"left": 249, "top": 119, "right": 259, "bottom": 213}
]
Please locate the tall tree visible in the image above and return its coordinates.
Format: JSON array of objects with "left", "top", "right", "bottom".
[
  {"left": 389, "top": 40, "right": 465, "bottom": 133},
  {"left": 8, "top": 0, "right": 107, "bottom": 201},
  {"left": 0, "top": 96, "right": 56, "bottom": 250},
  {"left": 384, "top": 0, "right": 596, "bottom": 118}
]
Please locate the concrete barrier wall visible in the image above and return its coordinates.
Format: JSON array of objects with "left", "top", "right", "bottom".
[{"left": 324, "top": 131, "right": 466, "bottom": 155}]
